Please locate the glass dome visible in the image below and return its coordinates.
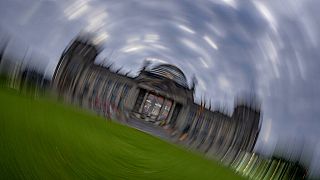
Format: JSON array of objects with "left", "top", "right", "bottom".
[{"left": 148, "top": 64, "right": 188, "bottom": 88}]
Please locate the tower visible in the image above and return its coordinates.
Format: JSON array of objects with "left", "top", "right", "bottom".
[{"left": 52, "top": 36, "right": 101, "bottom": 98}]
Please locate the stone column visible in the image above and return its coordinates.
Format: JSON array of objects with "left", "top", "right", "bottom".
[
  {"left": 138, "top": 91, "right": 149, "bottom": 114},
  {"left": 166, "top": 101, "right": 176, "bottom": 124}
]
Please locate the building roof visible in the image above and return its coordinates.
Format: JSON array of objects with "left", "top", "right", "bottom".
[{"left": 147, "top": 64, "right": 188, "bottom": 88}]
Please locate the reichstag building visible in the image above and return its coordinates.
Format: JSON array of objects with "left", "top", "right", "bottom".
[{"left": 52, "top": 36, "right": 261, "bottom": 165}]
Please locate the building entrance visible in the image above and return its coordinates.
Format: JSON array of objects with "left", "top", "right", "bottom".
[{"left": 142, "top": 93, "right": 173, "bottom": 121}]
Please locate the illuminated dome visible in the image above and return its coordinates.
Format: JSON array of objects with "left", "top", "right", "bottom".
[{"left": 148, "top": 64, "right": 188, "bottom": 88}]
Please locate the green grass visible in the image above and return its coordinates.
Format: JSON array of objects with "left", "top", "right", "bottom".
[{"left": 0, "top": 88, "right": 244, "bottom": 180}]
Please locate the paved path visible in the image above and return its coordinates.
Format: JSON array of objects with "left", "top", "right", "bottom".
[{"left": 125, "top": 118, "right": 173, "bottom": 141}]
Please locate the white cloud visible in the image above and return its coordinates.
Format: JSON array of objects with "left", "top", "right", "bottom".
[
  {"left": 64, "top": 0, "right": 90, "bottom": 20},
  {"left": 254, "top": 1, "right": 277, "bottom": 32},
  {"left": 178, "top": 24, "right": 195, "bottom": 34},
  {"left": 203, "top": 35, "right": 218, "bottom": 50}
]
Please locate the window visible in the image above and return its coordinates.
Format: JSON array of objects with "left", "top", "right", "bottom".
[{"left": 157, "top": 99, "right": 173, "bottom": 121}]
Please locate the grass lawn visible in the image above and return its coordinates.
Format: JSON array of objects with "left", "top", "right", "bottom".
[{"left": 0, "top": 88, "right": 244, "bottom": 180}]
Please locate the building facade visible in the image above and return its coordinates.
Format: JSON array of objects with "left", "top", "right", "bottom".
[{"left": 52, "top": 36, "right": 261, "bottom": 165}]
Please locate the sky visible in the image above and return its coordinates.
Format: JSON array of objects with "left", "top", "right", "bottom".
[{"left": 0, "top": 0, "right": 319, "bottom": 177}]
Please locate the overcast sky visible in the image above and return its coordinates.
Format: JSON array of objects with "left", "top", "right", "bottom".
[{"left": 0, "top": 0, "right": 319, "bottom": 177}]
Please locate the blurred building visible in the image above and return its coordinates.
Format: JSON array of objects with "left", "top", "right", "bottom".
[
  {"left": 232, "top": 152, "right": 307, "bottom": 180},
  {"left": 52, "top": 36, "right": 261, "bottom": 166}
]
